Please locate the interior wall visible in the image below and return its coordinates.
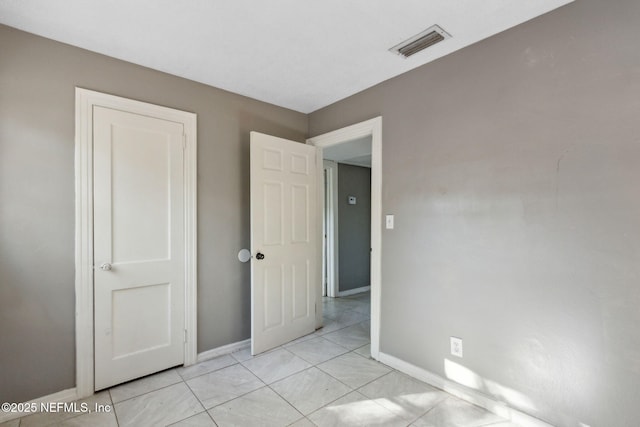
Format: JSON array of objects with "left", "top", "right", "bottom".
[
  {"left": 0, "top": 24, "right": 307, "bottom": 403},
  {"left": 309, "top": 1, "right": 640, "bottom": 425},
  {"left": 337, "top": 164, "right": 371, "bottom": 293}
]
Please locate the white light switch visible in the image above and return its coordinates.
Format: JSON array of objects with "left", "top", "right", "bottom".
[
  {"left": 348, "top": 196, "right": 357, "bottom": 205},
  {"left": 385, "top": 215, "right": 394, "bottom": 229}
]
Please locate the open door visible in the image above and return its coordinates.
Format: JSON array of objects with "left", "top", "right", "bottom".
[{"left": 250, "top": 132, "right": 319, "bottom": 355}]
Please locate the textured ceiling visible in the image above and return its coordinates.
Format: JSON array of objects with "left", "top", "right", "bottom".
[{"left": 0, "top": 0, "right": 573, "bottom": 113}]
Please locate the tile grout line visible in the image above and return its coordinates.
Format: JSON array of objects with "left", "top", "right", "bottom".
[
  {"left": 107, "top": 389, "right": 120, "bottom": 427},
  {"left": 286, "top": 338, "right": 352, "bottom": 365},
  {"left": 230, "top": 301, "right": 373, "bottom": 422},
  {"left": 405, "top": 391, "right": 450, "bottom": 425},
  {"left": 261, "top": 383, "right": 309, "bottom": 425},
  {"left": 247, "top": 333, "right": 375, "bottom": 421},
  {"left": 177, "top": 359, "right": 240, "bottom": 382},
  {"left": 193, "top": 365, "right": 268, "bottom": 413},
  {"left": 313, "top": 350, "right": 388, "bottom": 396},
  {"left": 180, "top": 372, "right": 215, "bottom": 424},
  {"left": 108, "top": 369, "right": 184, "bottom": 405},
  {"left": 10, "top": 297, "right": 370, "bottom": 427},
  {"left": 320, "top": 321, "right": 371, "bottom": 346},
  {"left": 238, "top": 320, "right": 360, "bottom": 388}
]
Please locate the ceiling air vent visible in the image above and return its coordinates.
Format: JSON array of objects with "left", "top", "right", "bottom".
[{"left": 390, "top": 25, "right": 450, "bottom": 58}]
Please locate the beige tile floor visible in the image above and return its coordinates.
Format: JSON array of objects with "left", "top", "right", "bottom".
[{"left": 1, "top": 292, "right": 520, "bottom": 427}]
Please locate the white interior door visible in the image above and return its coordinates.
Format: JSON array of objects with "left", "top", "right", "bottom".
[
  {"left": 93, "top": 106, "right": 185, "bottom": 390},
  {"left": 250, "top": 132, "right": 319, "bottom": 355}
]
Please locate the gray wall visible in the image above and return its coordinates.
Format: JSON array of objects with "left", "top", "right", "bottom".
[
  {"left": 310, "top": 1, "right": 640, "bottom": 426},
  {"left": 337, "top": 164, "right": 371, "bottom": 292},
  {"left": 0, "top": 24, "right": 307, "bottom": 403}
]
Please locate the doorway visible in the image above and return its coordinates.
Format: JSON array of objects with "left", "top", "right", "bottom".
[
  {"left": 307, "top": 116, "right": 382, "bottom": 359},
  {"left": 322, "top": 138, "right": 372, "bottom": 299},
  {"left": 74, "top": 88, "right": 198, "bottom": 398}
]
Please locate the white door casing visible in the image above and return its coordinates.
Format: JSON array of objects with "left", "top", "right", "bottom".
[
  {"left": 307, "top": 117, "right": 382, "bottom": 359},
  {"left": 93, "top": 106, "right": 185, "bottom": 390},
  {"left": 322, "top": 160, "right": 338, "bottom": 298},
  {"left": 250, "top": 132, "right": 320, "bottom": 355},
  {"left": 75, "top": 88, "right": 197, "bottom": 398}
]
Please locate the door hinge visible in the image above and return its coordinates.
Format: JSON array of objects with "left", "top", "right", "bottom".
[{"left": 184, "top": 329, "right": 188, "bottom": 344}]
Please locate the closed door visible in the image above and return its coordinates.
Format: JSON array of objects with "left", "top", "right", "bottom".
[
  {"left": 93, "top": 106, "right": 185, "bottom": 390},
  {"left": 250, "top": 132, "right": 319, "bottom": 355}
]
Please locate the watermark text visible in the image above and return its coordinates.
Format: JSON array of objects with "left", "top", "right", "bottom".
[{"left": 1, "top": 402, "right": 112, "bottom": 414}]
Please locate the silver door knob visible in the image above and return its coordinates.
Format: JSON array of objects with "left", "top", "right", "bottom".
[{"left": 100, "top": 262, "right": 112, "bottom": 271}]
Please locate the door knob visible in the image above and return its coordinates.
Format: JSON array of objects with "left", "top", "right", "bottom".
[
  {"left": 100, "top": 262, "right": 112, "bottom": 271},
  {"left": 256, "top": 253, "right": 265, "bottom": 260}
]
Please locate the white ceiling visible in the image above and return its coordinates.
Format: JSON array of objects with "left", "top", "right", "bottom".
[
  {"left": 0, "top": 0, "right": 573, "bottom": 113},
  {"left": 324, "top": 136, "right": 372, "bottom": 168}
]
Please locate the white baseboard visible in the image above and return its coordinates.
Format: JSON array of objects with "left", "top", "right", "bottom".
[
  {"left": 377, "top": 352, "right": 554, "bottom": 427},
  {"left": 196, "top": 339, "right": 251, "bottom": 363},
  {"left": 0, "top": 388, "right": 78, "bottom": 423},
  {"left": 337, "top": 285, "right": 370, "bottom": 297}
]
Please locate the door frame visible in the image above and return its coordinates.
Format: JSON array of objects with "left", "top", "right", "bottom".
[
  {"left": 74, "top": 88, "right": 198, "bottom": 398},
  {"left": 307, "top": 116, "right": 382, "bottom": 359},
  {"left": 322, "top": 160, "right": 338, "bottom": 298}
]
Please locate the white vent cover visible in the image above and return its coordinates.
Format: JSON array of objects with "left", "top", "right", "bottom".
[{"left": 390, "top": 25, "right": 451, "bottom": 58}]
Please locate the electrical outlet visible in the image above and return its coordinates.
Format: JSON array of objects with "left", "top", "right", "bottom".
[{"left": 450, "top": 337, "right": 463, "bottom": 358}]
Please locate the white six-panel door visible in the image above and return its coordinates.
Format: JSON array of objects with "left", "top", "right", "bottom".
[
  {"left": 250, "top": 132, "right": 319, "bottom": 355},
  {"left": 93, "top": 106, "right": 185, "bottom": 390}
]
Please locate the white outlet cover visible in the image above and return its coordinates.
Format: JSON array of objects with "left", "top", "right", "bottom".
[{"left": 450, "top": 337, "right": 463, "bottom": 358}]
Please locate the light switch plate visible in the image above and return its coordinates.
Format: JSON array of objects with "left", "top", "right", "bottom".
[{"left": 385, "top": 215, "right": 394, "bottom": 229}]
